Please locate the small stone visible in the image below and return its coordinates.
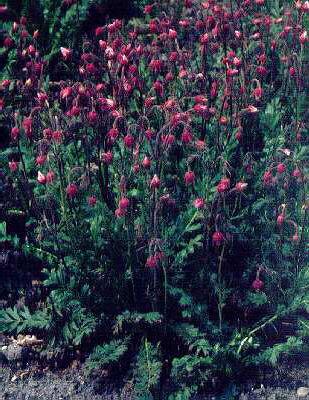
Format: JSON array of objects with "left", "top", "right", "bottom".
[{"left": 297, "top": 387, "right": 309, "bottom": 397}]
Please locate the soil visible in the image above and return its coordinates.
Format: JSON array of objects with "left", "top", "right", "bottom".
[{"left": 1, "top": 358, "right": 309, "bottom": 400}]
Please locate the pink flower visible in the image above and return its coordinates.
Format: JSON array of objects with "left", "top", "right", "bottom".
[
  {"left": 22, "top": 118, "right": 32, "bottom": 138},
  {"left": 235, "top": 182, "right": 248, "bottom": 192},
  {"left": 88, "top": 196, "right": 97, "bottom": 206},
  {"left": 101, "top": 151, "right": 113, "bottom": 164},
  {"left": 277, "top": 214, "right": 285, "bottom": 226},
  {"left": 217, "top": 178, "right": 230, "bottom": 193},
  {"left": 119, "top": 197, "right": 130, "bottom": 210},
  {"left": 193, "top": 198, "right": 205, "bottom": 209},
  {"left": 36, "top": 155, "right": 47, "bottom": 166},
  {"left": 66, "top": 183, "right": 78, "bottom": 198},
  {"left": 123, "top": 134, "right": 135, "bottom": 148},
  {"left": 181, "top": 130, "right": 193, "bottom": 144},
  {"left": 115, "top": 208, "right": 127, "bottom": 218},
  {"left": 37, "top": 171, "right": 46, "bottom": 184},
  {"left": 146, "top": 255, "right": 158, "bottom": 269},
  {"left": 277, "top": 163, "right": 286, "bottom": 174},
  {"left": 11, "top": 127, "right": 20, "bottom": 141},
  {"left": 142, "top": 156, "right": 151, "bottom": 169},
  {"left": 46, "top": 171, "right": 55, "bottom": 184},
  {"left": 52, "top": 130, "right": 62, "bottom": 143},
  {"left": 87, "top": 111, "right": 98, "bottom": 124},
  {"left": 263, "top": 170, "right": 273, "bottom": 185},
  {"left": 184, "top": 171, "right": 195, "bottom": 186},
  {"left": 95, "top": 26, "right": 104, "bottom": 36},
  {"left": 9, "top": 161, "right": 19, "bottom": 172},
  {"left": 60, "top": 47, "right": 72, "bottom": 60},
  {"left": 212, "top": 231, "right": 224, "bottom": 247},
  {"left": 150, "top": 175, "right": 160, "bottom": 189},
  {"left": 252, "top": 278, "right": 264, "bottom": 291}
]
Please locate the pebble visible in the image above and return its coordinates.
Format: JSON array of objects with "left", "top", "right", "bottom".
[{"left": 297, "top": 387, "right": 309, "bottom": 398}]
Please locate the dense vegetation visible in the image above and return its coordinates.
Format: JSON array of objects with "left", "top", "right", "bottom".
[{"left": 0, "top": 0, "right": 308, "bottom": 398}]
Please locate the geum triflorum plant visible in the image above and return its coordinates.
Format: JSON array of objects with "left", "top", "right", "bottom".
[{"left": 0, "top": 0, "right": 308, "bottom": 397}]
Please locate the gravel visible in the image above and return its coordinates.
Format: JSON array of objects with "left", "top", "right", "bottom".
[{"left": 0, "top": 359, "right": 308, "bottom": 399}]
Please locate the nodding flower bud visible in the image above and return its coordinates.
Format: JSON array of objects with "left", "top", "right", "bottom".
[
  {"left": 22, "top": 117, "right": 32, "bottom": 138},
  {"left": 123, "top": 134, "right": 135, "bottom": 148},
  {"left": 252, "top": 278, "right": 264, "bottom": 291},
  {"left": 101, "top": 151, "right": 113, "bottom": 164},
  {"left": 184, "top": 171, "right": 195, "bottom": 186},
  {"left": 146, "top": 255, "right": 158, "bottom": 269},
  {"left": 66, "top": 183, "right": 78, "bottom": 198},
  {"left": 142, "top": 156, "right": 151, "bottom": 169},
  {"left": 292, "top": 168, "right": 301, "bottom": 178},
  {"left": 43, "top": 128, "right": 53, "bottom": 140},
  {"left": 36, "top": 154, "right": 47, "bottom": 166},
  {"left": 212, "top": 231, "right": 224, "bottom": 247},
  {"left": 87, "top": 196, "right": 97, "bottom": 207},
  {"left": 46, "top": 171, "right": 55, "bottom": 184},
  {"left": 87, "top": 111, "right": 98, "bottom": 124},
  {"left": 217, "top": 177, "right": 230, "bottom": 193},
  {"left": 263, "top": 170, "right": 273, "bottom": 186},
  {"left": 60, "top": 47, "right": 72, "bottom": 60},
  {"left": 95, "top": 26, "right": 104, "bottom": 36},
  {"left": 277, "top": 214, "right": 285, "bottom": 226},
  {"left": 145, "top": 129, "right": 155, "bottom": 141},
  {"left": 150, "top": 174, "right": 160, "bottom": 189},
  {"left": 115, "top": 208, "right": 127, "bottom": 218},
  {"left": 144, "top": 4, "right": 154, "bottom": 14},
  {"left": 277, "top": 163, "right": 286, "bottom": 174},
  {"left": 37, "top": 171, "right": 46, "bottom": 184},
  {"left": 193, "top": 198, "right": 205, "bottom": 209},
  {"left": 181, "top": 129, "right": 193, "bottom": 144},
  {"left": 235, "top": 181, "right": 248, "bottom": 192},
  {"left": 9, "top": 161, "right": 19, "bottom": 172},
  {"left": 119, "top": 197, "right": 130, "bottom": 210},
  {"left": 11, "top": 127, "right": 20, "bottom": 141}
]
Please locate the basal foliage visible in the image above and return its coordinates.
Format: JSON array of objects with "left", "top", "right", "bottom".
[{"left": 0, "top": 0, "right": 308, "bottom": 397}]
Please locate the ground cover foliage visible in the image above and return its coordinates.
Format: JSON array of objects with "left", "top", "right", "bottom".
[{"left": 0, "top": 0, "right": 308, "bottom": 398}]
